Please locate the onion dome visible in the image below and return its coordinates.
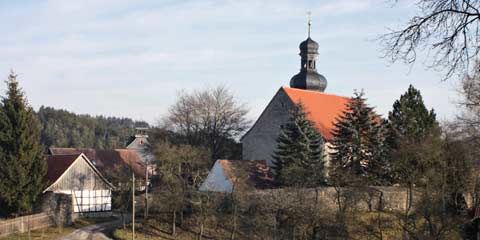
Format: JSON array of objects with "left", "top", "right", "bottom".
[
  {"left": 289, "top": 19, "right": 327, "bottom": 92},
  {"left": 299, "top": 37, "right": 319, "bottom": 54}
]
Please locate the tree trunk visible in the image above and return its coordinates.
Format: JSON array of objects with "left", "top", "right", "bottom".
[
  {"left": 180, "top": 209, "right": 184, "bottom": 227},
  {"left": 121, "top": 212, "right": 125, "bottom": 229},
  {"left": 407, "top": 184, "right": 413, "bottom": 215},
  {"left": 230, "top": 204, "right": 237, "bottom": 240},
  {"left": 199, "top": 223, "right": 204, "bottom": 240},
  {"left": 172, "top": 210, "right": 176, "bottom": 236}
]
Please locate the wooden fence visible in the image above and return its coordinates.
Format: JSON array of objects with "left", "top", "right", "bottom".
[{"left": 0, "top": 213, "right": 54, "bottom": 237}]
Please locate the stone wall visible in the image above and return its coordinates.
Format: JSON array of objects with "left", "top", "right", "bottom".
[
  {"left": 255, "top": 186, "right": 413, "bottom": 212},
  {"left": 40, "top": 192, "right": 74, "bottom": 225},
  {"left": 242, "top": 88, "right": 294, "bottom": 166}
]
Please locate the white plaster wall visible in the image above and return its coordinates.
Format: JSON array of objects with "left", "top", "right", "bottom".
[{"left": 199, "top": 161, "right": 233, "bottom": 192}]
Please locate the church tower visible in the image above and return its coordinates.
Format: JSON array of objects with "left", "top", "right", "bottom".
[{"left": 290, "top": 17, "right": 327, "bottom": 92}]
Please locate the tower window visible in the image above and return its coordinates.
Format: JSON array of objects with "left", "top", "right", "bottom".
[{"left": 308, "top": 60, "right": 313, "bottom": 68}]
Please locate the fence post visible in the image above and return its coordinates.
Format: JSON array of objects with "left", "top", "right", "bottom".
[{"left": 20, "top": 216, "right": 24, "bottom": 233}]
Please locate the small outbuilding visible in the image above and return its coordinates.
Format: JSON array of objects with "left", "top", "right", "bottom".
[
  {"left": 44, "top": 153, "right": 113, "bottom": 214},
  {"left": 199, "top": 159, "right": 274, "bottom": 193}
]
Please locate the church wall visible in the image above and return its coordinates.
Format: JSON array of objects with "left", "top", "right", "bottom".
[{"left": 242, "top": 88, "right": 295, "bottom": 166}]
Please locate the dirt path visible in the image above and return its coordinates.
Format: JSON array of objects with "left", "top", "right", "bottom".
[{"left": 56, "top": 217, "right": 125, "bottom": 240}]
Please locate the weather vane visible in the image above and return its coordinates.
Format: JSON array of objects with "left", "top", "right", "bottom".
[{"left": 306, "top": 11, "right": 312, "bottom": 38}]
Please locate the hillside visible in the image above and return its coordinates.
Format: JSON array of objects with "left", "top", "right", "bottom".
[{"left": 37, "top": 106, "right": 149, "bottom": 149}]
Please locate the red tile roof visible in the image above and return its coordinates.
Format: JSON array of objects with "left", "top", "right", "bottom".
[
  {"left": 48, "top": 148, "right": 146, "bottom": 178},
  {"left": 283, "top": 87, "right": 350, "bottom": 140},
  {"left": 218, "top": 159, "right": 274, "bottom": 189},
  {"left": 45, "top": 154, "right": 80, "bottom": 185}
]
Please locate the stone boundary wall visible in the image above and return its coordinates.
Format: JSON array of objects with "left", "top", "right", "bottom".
[{"left": 254, "top": 186, "right": 415, "bottom": 212}]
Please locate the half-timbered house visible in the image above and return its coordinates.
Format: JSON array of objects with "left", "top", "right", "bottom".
[{"left": 44, "top": 153, "right": 113, "bottom": 214}]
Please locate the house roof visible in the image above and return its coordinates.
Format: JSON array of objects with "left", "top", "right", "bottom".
[
  {"left": 45, "top": 154, "right": 79, "bottom": 184},
  {"left": 282, "top": 87, "right": 350, "bottom": 140},
  {"left": 48, "top": 148, "right": 146, "bottom": 178},
  {"left": 45, "top": 153, "right": 113, "bottom": 192},
  {"left": 217, "top": 159, "right": 274, "bottom": 189}
]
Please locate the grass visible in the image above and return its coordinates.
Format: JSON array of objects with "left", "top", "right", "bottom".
[
  {"left": 0, "top": 226, "right": 76, "bottom": 240},
  {"left": 112, "top": 222, "right": 199, "bottom": 240},
  {"left": 0, "top": 215, "right": 118, "bottom": 240},
  {"left": 111, "top": 211, "right": 465, "bottom": 240},
  {"left": 73, "top": 215, "right": 118, "bottom": 228},
  {"left": 111, "top": 218, "right": 231, "bottom": 240}
]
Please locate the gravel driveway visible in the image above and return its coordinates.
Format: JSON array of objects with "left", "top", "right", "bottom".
[{"left": 56, "top": 217, "right": 125, "bottom": 240}]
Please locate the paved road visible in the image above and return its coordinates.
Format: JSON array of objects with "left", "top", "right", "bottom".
[{"left": 56, "top": 217, "right": 126, "bottom": 240}]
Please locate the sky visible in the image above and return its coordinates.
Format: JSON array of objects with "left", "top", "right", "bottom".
[{"left": 0, "top": 0, "right": 462, "bottom": 125}]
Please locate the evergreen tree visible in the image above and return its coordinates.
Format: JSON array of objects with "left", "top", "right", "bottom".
[
  {"left": 387, "top": 84, "right": 438, "bottom": 148},
  {"left": 36, "top": 106, "right": 149, "bottom": 149},
  {"left": 386, "top": 85, "right": 439, "bottom": 185},
  {"left": 272, "top": 102, "right": 326, "bottom": 187},
  {"left": 0, "top": 72, "right": 47, "bottom": 217},
  {"left": 329, "top": 90, "right": 388, "bottom": 185}
]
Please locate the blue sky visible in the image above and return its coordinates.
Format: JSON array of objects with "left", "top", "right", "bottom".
[{"left": 0, "top": 0, "right": 460, "bottom": 124}]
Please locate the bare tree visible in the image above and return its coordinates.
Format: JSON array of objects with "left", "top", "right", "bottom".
[
  {"left": 163, "top": 86, "right": 250, "bottom": 161},
  {"left": 459, "top": 66, "right": 480, "bottom": 131},
  {"left": 381, "top": 0, "right": 480, "bottom": 80},
  {"left": 152, "top": 141, "right": 211, "bottom": 236}
]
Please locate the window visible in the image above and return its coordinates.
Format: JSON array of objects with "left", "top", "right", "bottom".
[{"left": 72, "top": 190, "right": 111, "bottom": 213}]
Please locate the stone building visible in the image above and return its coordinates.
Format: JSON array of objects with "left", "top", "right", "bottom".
[
  {"left": 241, "top": 21, "right": 350, "bottom": 167},
  {"left": 126, "top": 127, "right": 151, "bottom": 164}
]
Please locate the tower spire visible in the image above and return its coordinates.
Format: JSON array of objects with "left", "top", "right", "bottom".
[
  {"left": 289, "top": 14, "right": 328, "bottom": 92},
  {"left": 307, "top": 11, "right": 312, "bottom": 38}
]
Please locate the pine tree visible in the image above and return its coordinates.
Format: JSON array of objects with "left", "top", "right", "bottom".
[
  {"left": 329, "top": 90, "right": 388, "bottom": 186},
  {"left": 387, "top": 84, "right": 438, "bottom": 148},
  {"left": 386, "top": 85, "right": 439, "bottom": 185},
  {"left": 0, "top": 72, "right": 47, "bottom": 217},
  {"left": 272, "top": 102, "right": 326, "bottom": 187}
]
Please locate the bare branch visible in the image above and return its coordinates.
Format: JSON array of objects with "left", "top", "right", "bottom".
[{"left": 380, "top": 0, "right": 480, "bottom": 80}]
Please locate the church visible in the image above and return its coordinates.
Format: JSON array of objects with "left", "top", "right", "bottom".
[
  {"left": 200, "top": 22, "right": 352, "bottom": 192},
  {"left": 241, "top": 22, "right": 350, "bottom": 168}
]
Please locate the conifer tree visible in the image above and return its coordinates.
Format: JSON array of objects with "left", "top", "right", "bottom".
[
  {"left": 272, "top": 102, "right": 326, "bottom": 187},
  {"left": 387, "top": 84, "right": 438, "bottom": 148},
  {"left": 329, "top": 91, "right": 388, "bottom": 185},
  {"left": 0, "top": 72, "right": 47, "bottom": 217},
  {"left": 386, "top": 85, "right": 439, "bottom": 185}
]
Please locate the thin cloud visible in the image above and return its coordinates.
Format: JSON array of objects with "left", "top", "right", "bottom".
[{"left": 0, "top": 0, "right": 457, "bottom": 123}]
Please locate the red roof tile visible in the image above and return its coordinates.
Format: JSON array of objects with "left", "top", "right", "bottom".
[
  {"left": 283, "top": 87, "right": 350, "bottom": 140},
  {"left": 218, "top": 159, "right": 274, "bottom": 189}
]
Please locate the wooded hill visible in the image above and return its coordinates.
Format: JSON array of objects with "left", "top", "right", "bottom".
[{"left": 37, "top": 106, "right": 149, "bottom": 149}]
